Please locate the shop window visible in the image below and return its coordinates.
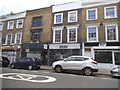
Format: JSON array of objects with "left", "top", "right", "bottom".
[
  {"left": 95, "top": 51, "right": 112, "bottom": 63},
  {"left": 114, "top": 52, "right": 120, "bottom": 65},
  {"left": 32, "top": 16, "right": 42, "bottom": 27}
]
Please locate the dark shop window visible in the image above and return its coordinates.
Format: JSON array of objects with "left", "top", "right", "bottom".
[
  {"left": 95, "top": 51, "right": 112, "bottom": 64},
  {"left": 32, "top": 16, "right": 42, "bottom": 27}
]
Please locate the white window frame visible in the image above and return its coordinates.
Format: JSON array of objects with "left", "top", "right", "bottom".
[
  {"left": 5, "top": 33, "right": 12, "bottom": 45},
  {"left": 104, "top": 6, "right": 117, "bottom": 19},
  {"left": 67, "top": 26, "right": 77, "bottom": 43},
  {"left": 86, "top": 8, "right": 98, "bottom": 20},
  {"left": 87, "top": 26, "right": 98, "bottom": 42},
  {"left": 68, "top": 10, "right": 78, "bottom": 22},
  {"left": 53, "top": 28, "right": 63, "bottom": 43},
  {"left": 7, "top": 21, "right": 14, "bottom": 29},
  {"left": 16, "top": 19, "right": 23, "bottom": 28},
  {"left": 105, "top": 24, "right": 118, "bottom": 42},
  {"left": 54, "top": 13, "right": 63, "bottom": 24},
  {"left": 15, "top": 32, "right": 22, "bottom": 44},
  {"left": 0, "top": 23, "right": 4, "bottom": 30}
]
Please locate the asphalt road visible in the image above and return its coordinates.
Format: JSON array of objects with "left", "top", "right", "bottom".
[{"left": 0, "top": 67, "right": 119, "bottom": 89}]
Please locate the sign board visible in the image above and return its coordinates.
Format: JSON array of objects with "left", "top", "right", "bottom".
[{"left": 49, "top": 43, "right": 80, "bottom": 49}]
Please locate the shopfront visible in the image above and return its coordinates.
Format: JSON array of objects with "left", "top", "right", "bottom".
[
  {"left": 22, "top": 43, "right": 48, "bottom": 65},
  {"left": 2, "top": 46, "right": 21, "bottom": 64},
  {"left": 49, "top": 43, "right": 81, "bottom": 65},
  {"left": 83, "top": 42, "right": 120, "bottom": 71}
]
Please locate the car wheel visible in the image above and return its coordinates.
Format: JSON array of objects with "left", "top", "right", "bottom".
[
  {"left": 28, "top": 65, "right": 33, "bottom": 70},
  {"left": 11, "top": 64, "right": 15, "bottom": 69},
  {"left": 84, "top": 68, "right": 92, "bottom": 76},
  {"left": 55, "top": 65, "right": 63, "bottom": 73}
]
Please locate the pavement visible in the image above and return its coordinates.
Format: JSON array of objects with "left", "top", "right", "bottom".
[{"left": 40, "top": 65, "right": 111, "bottom": 76}]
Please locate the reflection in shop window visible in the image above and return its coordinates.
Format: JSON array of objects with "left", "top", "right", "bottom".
[
  {"left": 114, "top": 52, "right": 120, "bottom": 65},
  {"left": 95, "top": 51, "right": 112, "bottom": 63}
]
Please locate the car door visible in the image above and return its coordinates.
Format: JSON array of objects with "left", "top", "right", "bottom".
[
  {"left": 62, "top": 57, "right": 75, "bottom": 70},
  {"left": 73, "top": 57, "right": 86, "bottom": 70}
]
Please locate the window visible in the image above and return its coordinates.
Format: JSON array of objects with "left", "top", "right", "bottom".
[
  {"left": 53, "top": 29, "right": 62, "bottom": 43},
  {"left": 31, "top": 31, "right": 41, "bottom": 43},
  {"left": 6, "top": 34, "right": 12, "bottom": 45},
  {"left": 0, "top": 23, "right": 3, "bottom": 30},
  {"left": 87, "top": 26, "right": 98, "bottom": 42},
  {"left": 104, "top": 6, "right": 117, "bottom": 19},
  {"left": 67, "top": 27, "right": 77, "bottom": 42},
  {"left": 95, "top": 51, "right": 112, "bottom": 63},
  {"left": 68, "top": 11, "right": 77, "bottom": 22},
  {"left": 16, "top": 19, "right": 23, "bottom": 28},
  {"left": 105, "top": 25, "right": 118, "bottom": 41},
  {"left": 87, "top": 8, "right": 97, "bottom": 20},
  {"left": 66, "top": 57, "right": 75, "bottom": 61},
  {"left": 15, "top": 33, "right": 22, "bottom": 44},
  {"left": 32, "top": 16, "right": 42, "bottom": 27},
  {"left": 7, "top": 21, "right": 14, "bottom": 29},
  {"left": 54, "top": 13, "right": 63, "bottom": 24}
]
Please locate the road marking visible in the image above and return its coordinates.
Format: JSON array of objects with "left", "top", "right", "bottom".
[
  {"left": 0, "top": 73, "right": 56, "bottom": 83},
  {"left": 102, "top": 78, "right": 112, "bottom": 80},
  {"left": 43, "top": 71, "right": 50, "bottom": 74}
]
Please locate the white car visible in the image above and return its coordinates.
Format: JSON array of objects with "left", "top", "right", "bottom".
[
  {"left": 110, "top": 66, "right": 120, "bottom": 78},
  {"left": 52, "top": 56, "right": 98, "bottom": 76}
]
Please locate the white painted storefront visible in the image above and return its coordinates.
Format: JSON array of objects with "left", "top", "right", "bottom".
[{"left": 84, "top": 46, "right": 120, "bottom": 72}]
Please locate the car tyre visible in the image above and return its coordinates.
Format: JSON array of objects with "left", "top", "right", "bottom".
[
  {"left": 84, "top": 68, "right": 92, "bottom": 76},
  {"left": 11, "top": 64, "right": 15, "bottom": 69},
  {"left": 55, "top": 65, "right": 63, "bottom": 73},
  {"left": 28, "top": 65, "right": 33, "bottom": 70}
]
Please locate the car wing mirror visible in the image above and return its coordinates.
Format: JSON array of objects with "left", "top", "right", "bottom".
[{"left": 64, "top": 59, "right": 67, "bottom": 62}]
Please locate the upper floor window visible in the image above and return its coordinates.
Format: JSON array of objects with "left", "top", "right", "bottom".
[
  {"left": 16, "top": 19, "right": 23, "bottom": 28},
  {"left": 87, "top": 8, "right": 97, "bottom": 20},
  {"left": 30, "top": 29, "right": 41, "bottom": 43},
  {"left": 87, "top": 26, "right": 98, "bottom": 42},
  {"left": 5, "top": 34, "right": 12, "bottom": 45},
  {"left": 105, "top": 25, "right": 118, "bottom": 42},
  {"left": 67, "top": 27, "right": 77, "bottom": 42},
  {"left": 0, "top": 23, "right": 3, "bottom": 30},
  {"left": 53, "top": 29, "right": 62, "bottom": 43},
  {"left": 15, "top": 33, "right": 22, "bottom": 44},
  {"left": 7, "top": 21, "right": 14, "bottom": 29},
  {"left": 104, "top": 6, "right": 117, "bottom": 19},
  {"left": 32, "top": 16, "right": 42, "bottom": 27},
  {"left": 68, "top": 11, "right": 77, "bottom": 22},
  {"left": 54, "top": 13, "right": 63, "bottom": 24}
]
